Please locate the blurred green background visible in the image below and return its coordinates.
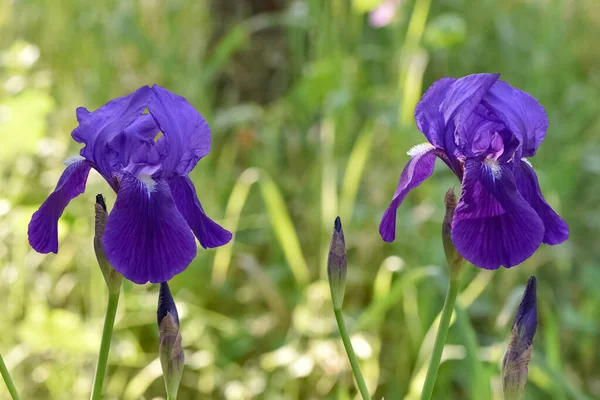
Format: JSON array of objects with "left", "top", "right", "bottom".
[{"left": 1, "top": 0, "right": 599, "bottom": 399}]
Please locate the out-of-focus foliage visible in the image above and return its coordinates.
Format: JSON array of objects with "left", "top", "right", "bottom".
[{"left": 1, "top": 0, "right": 599, "bottom": 399}]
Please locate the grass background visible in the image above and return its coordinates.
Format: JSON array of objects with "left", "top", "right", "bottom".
[{"left": 1, "top": 0, "right": 599, "bottom": 399}]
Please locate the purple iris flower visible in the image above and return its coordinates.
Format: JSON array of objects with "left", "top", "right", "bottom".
[
  {"left": 28, "top": 85, "right": 232, "bottom": 284},
  {"left": 380, "top": 74, "right": 568, "bottom": 269}
]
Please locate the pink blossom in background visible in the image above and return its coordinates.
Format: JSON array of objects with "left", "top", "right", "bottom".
[{"left": 369, "top": 0, "right": 403, "bottom": 28}]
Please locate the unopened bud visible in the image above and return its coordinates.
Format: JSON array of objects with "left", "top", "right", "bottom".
[
  {"left": 94, "top": 194, "right": 122, "bottom": 294},
  {"left": 442, "top": 188, "right": 464, "bottom": 280},
  {"left": 327, "top": 217, "right": 347, "bottom": 310},
  {"left": 502, "top": 276, "right": 537, "bottom": 400},
  {"left": 158, "top": 282, "right": 184, "bottom": 399}
]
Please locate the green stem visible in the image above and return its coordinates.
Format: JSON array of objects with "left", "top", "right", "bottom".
[
  {"left": 90, "top": 291, "right": 120, "bottom": 400},
  {"left": 420, "top": 276, "right": 461, "bottom": 400},
  {"left": 166, "top": 384, "right": 179, "bottom": 400},
  {"left": 334, "top": 308, "right": 372, "bottom": 400},
  {"left": 0, "top": 352, "right": 20, "bottom": 400}
]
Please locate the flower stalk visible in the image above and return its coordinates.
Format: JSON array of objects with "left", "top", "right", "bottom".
[
  {"left": 90, "top": 292, "right": 120, "bottom": 400},
  {"left": 328, "top": 217, "right": 371, "bottom": 400},
  {"left": 90, "top": 195, "right": 122, "bottom": 400},
  {"left": 420, "top": 189, "right": 465, "bottom": 400},
  {"left": 420, "top": 274, "right": 461, "bottom": 400},
  {"left": 0, "top": 352, "right": 20, "bottom": 400}
]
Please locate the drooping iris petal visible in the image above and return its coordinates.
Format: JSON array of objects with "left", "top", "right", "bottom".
[
  {"left": 440, "top": 73, "right": 500, "bottom": 130},
  {"left": 103, "top": 173, "right": 197, "bottom": 284},
  {"left": 28, "top": 160, "right": 92, "bottom": 253},
  {"left": 147, "top": 85, "right": 211, "bottom": 177},
  {"left": 484, "top": 80, "right": 548, "bottom": 157},
  {"left": 380, "top": 143, "right": 437, "bottom": 242},
  {"left": 415, "top": 77, "right": 456, "bottom": 149},
  {"left": 516, "top": 160, "right": 569, "bottom": 245},
  {"left": 168, "top": 175, "right": 232, "bottom": 248},
  {"left": 72, "top": 86, "right": 151, "bottom": 185},
  {"left": 452, "top": 159, "right": 544, "bottom": 269}
]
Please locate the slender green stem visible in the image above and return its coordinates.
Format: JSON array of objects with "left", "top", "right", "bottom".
[
  {"left": 0, "top": 352, "right": 20, "bottom": 400},
  {"left": 334, "top": 308, "right": 372, "bottom": 400},
  {"left": 420, "top": 276, "right": 461, "bottom": 400},
  {"left": 166, "top": 382, "right": 179, "bottom": 400},
  {"left": 90, "top": 291, "right": 120, "bottom": 400}
]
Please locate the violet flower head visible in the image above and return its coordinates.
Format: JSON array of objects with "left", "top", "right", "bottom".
[
  {"left": 380, "top": 74, "right": 568, "bottom": 270},
  {"left": 28, "top": 85, "right": 232, "bottom": 284}
]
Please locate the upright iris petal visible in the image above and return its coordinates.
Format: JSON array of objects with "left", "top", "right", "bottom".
[
  {"left": 72, "top": 86, "right": 152, "bottom": 188},
  {"left": 147, "top": 85, "right": 211, "bottom": 177},
  {"left": 484, "top": 81, "right": 548, "bottom": 157},
  {"left": 28, "top": 85, "right": 232, "bottom": 284},
  {"left": 380, "top": 73, "right": 568, "bottom": 269}
]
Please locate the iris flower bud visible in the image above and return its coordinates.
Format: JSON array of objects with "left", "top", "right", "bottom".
[
  {"left": 502, "top": 276, "right": 537, "bottom": 400},
  {"left": 94, "top": 194, "right": 123, "bottom": 294},
  {"left": 158, "top": 282, "right": 184, "bottom": 399},
  {"left": 442, "top": 188, "right": 464, "bottom": 280},
  {"left": 327, "top": 217, "right": 347, "bottom": 310}
]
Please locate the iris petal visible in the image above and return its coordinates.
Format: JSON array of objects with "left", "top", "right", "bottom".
[
  {"left": 380, "top": 144, "right": 437, "bottom": 242},
  {"left": 108, "top": 114, "right": 159, "bottom": 170},
  {"left": 415, "top": 77, "right": 456, "bottom": 149},
  {"left": 452, "top": 159, "right": 544, "bottom": 269},
  {"left": 516, "top": 160, "right": 569, "bottom": 245},
  {"left": 103, "top": 173, "right": 197, "bottom": 284},
  {"left": 147, "top": 85, "right": 211, "bottom": 177},
  {"left": 28, "top": 160, "right": 92, "bottom": 253},
  {"left": 72, "top": 86, "right": 151, "bottom": 184},
  {"left": 168, "top": 175, "right": 232, "bottom": 248},
  {"left": 440, "top": 73, "right": 500, "bottom": 129},
  {"left": 484, "top": 80, "right": 548, "bottom": 157}
]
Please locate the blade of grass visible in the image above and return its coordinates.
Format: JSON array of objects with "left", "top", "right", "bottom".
[
  {"left": 123, "top": 358, "right": 162, "bottom": 400},
  {"left": 339, "top": 123, "right": 375, "bottom": 225},
  {"left": 455, "top": 306, "right": 492, "bottom": 400},
  {"left": 398, "top": 0, "right": 432, "bottom": 126},
  {"left": 320, "top": 119, "right": 338, "bottom": 280},
  {"left": 539, "top": 299, "right": 566, "bottom": 400},
  {"left": 529, "top": 360, "right": 592, "bottom": 400},
  {"left": 259, "top": 172, "right": 310, "bottom": 287},
  {"left": 409, "top": 269, "right": 494, "bottom": 395},
  {"left": 356, "top": 266, "right": 442, "bottom": 331},
  {"left": 212, "top": 168, "right": 260, "bottom": 285},
  {"left": 373, "top": 256, "right": 405, "bottom": 302}
]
